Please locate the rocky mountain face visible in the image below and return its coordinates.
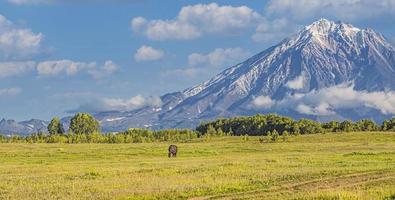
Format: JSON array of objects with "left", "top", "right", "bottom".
[{"left": 2, "top": 19, "right": 395, "bottom": 134}]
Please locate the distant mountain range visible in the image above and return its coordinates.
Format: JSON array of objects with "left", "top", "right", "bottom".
[
  {"left": 0, "top": 119, "right": 48, "bottom": 135},
  {"left": 2, "top": 19, "right": 395, "bottom": 135}
]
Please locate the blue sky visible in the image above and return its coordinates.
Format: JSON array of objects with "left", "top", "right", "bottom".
[{"left": 1, "top": 0, "right": 395, "bottom": 121}]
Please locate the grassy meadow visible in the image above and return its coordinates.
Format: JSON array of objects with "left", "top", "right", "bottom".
[{"left": 0, "top": 132, "right": 395, "bottom": 199}]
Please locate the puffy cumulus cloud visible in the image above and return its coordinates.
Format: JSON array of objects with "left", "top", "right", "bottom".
[
  {"left": 134, "top": 18, "right": 200, "bottom": 41},
  {"left": 266, "top": 0, "right": 395, "bottom": 21},
  {"left": 0, "top": 61, "right": 36, "bottom": 78},
  {"left": 131, "top": 3, "right": 261, "bottom": 40},
  {"left": 0, "top": 15, "right": 44, "bottom": 60},
  {"left": 69, "top": 95, "right": 162, "bottom": 113},
  {"left": 177, "top": 3, "right": 260, "bottom": 33},
  {"left": 285, "top": 73, "right": 306, "bottom": 90},
  {"left": 131, "top": 17, "right": 147, "bottom": 31},
  {"left": 36, "top": 60, "right": 95, "bottom": 76},
  {"left": 252, "top": 84, "right": 395, "bottom": 116},
  {"left": 36, "top": 60, "right": 118, "bottom": 78},
  {"left": 0, "top": 87, "right": 22, "bottom": 97},
  {"left": 0, "top": 60, "right": 117, "bottom": 79},
  {"left": 134, "top": 45, "right": 164, "bottom": 62},
  {"left": 188, "top": 48, "right": 249, "bottom": 68}
]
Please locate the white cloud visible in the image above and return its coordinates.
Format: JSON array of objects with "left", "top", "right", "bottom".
[
  {"left": 178, "top": 3, "right": 260, "bottom": 33},
  {"left": 131, "top": 3, "right": 261, "bottom": 40},
  {"left": 0, "top": 87, "right": 22, "bottom": 97},
  {"left": 252, "top": 96, "right": 275, "bottom": 109},
  {"left": 141, "top": 19, "right": 200, "bottom": 41},
  {"left": 0, "top": 60, "right": 117, "bottom": 79},
  {"left": 296, "top": 103, "right": 335, "bottom": 116},
  {"left": 36, "top": 60, "right": 118, "bottom": 78},
  {"left": 252, "top": 83, "right": 395, "bottom": 116},
  {"left": 285, "top": 73, "right": 306, "bottom": 89},
  {"left": 0, "top": 61, "right": 36, "bottom": 78},
  {"left": 134, "top": 45, "right": 164, "bottom": 62},
  {"left": 69, "top": 95, "right": 162, "bottom": 113},
  {"left": 188, "top": 48, "right": 249, "bottom": 68},
  {"left": 0, "top": 15, "right": 44, "bottom": 60},
  {"left": 131, "top": 17, "right": 147, "bottom": 32},
  {"left": 36, "top": 60, "right": 96, "bottom": 76},
  {"left": 266, "top": 0, "right": 395, "bottom": 21},
  {"left": 101, "top": 95, "right": 162, "bottom": 111}
]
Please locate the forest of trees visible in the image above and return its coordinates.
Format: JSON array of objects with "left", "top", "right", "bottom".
[
  {"left": 196, "top": 114, "right": 395, "bottom": 136},
  {"left": 0, "top": 128, "right": 199, "bottom": 144},
  {"left": 0, "top": 113, "right": 395, "bottom": 143}
]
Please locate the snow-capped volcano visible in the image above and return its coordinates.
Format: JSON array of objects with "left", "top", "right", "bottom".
[
  {"left": 180, "top": 19, "right": 395, "bottom": 99},
  {"left": 141, "top": 18, "right": 395, "bottom": 127},
  {"left": 2, "top": 19, "right": 395, "bottom": 134},
  {"left": 95, "top": 18, "right": 395, "bottom": 130}
]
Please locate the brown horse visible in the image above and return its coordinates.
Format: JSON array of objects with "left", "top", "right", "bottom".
[{"left": 168, "top": 145, "right": 177, "bottom": 158}]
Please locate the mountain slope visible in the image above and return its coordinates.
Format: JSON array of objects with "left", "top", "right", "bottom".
[
  {"left": 0, "top": 118, "right": 48, "bottom": 135},
  {"left": 146, "top": 19, "right": 395, "bottom": 128}
]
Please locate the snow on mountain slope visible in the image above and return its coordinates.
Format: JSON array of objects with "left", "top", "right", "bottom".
[
  {"left": 0, "top": 118, "right": 48, "bottom": 135},
  {"left": 151, "top": 19, "right": 395, "bottom": 126}
]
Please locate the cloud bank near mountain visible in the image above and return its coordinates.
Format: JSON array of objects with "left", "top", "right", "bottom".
[
  {"left": 68, "top": 95, "right": 162, "bottom": 113},
  {"left": 253, "top": 84, "right": 395, "bottom": 116}
]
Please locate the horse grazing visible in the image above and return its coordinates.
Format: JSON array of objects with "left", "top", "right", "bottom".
[{"left": 168, "top": 145, "right": 178, "bottom": 158}]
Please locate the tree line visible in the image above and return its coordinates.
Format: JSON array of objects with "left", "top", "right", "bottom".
[
  {"left": 196, "top": 114, "right": 395, "bottom": 136},
  {"left": 0, "top": 113, "right": 199, "bottom": 143},
  {"left": 0, "top": 113, "right": 394, "bottom": 143}
]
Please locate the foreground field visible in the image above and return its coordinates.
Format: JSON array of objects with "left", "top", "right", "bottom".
[{"left": 0, "top": 132, "right": 395, "bottom": 199}]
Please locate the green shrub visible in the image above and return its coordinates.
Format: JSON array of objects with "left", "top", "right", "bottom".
[{"left": 271, "top": 130, "right": 279, "bottom": 142}]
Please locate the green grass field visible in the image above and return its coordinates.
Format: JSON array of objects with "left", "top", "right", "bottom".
[{"left": 0, "top": 132, "right": 395, "bottom": 200}]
